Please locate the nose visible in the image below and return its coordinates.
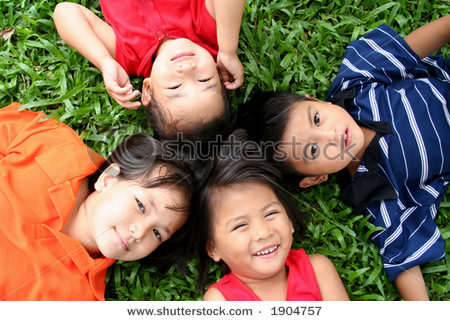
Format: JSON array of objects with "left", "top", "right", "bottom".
[
  {"left": 176, "top": 62, "right": 196, "bottom": 73},
  {"left": 253, "top": 220, "right": 273, "bottom": 242},
  {"left": 321, "top": 126, "right": 336, "bottom": 143},
  {"left": 129, "top": 222, "right": 147, "bottom": 242}
]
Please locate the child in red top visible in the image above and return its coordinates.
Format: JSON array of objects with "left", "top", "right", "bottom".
[
  {"left": 0, "top": 103, "right": 195, "bottom": 300},
  {"left": 53, "top": 0, "right": 245, "bottom": 140},
  {"left": 193, "top": 129, "right": 349, "bottom": 300}
]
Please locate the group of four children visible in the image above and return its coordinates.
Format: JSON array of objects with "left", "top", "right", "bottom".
[{"left": 0, "top": 0, "right": 449, "bottom": 301}]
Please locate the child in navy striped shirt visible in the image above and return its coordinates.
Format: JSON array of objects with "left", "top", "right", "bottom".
[{"left": 238, "top": 14, "right": 450, "bottom": 300}]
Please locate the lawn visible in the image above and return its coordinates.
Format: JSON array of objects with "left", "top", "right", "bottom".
[{"left": 1, "top": 0, "right": 449, "bottom": 301}]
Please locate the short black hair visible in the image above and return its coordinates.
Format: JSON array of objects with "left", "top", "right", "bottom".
[
  {"left": 237, "top": 91, "right": 315, "bottom": 184},
  {"left": 88, "top": 132, "right": 198, "bottom": 270},
  {"left": 192, "top": 129, "right": 306, "bottom": 292},
  {"left": 146, "top": 82, "right": 235, "bottom": 142}
]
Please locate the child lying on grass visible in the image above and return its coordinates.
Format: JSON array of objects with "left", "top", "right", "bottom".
[
  {"left": 0, "top": 103, "right": 195, "bottom": 300},
  {"left": 239, "top": 15, "right": 450, "bottom": 300},
  {"left": 193, "top": 129, "right": 349, "bottom": 301},
  {"left": 53, "top": 0, "right": 245, "bottom": 140}
]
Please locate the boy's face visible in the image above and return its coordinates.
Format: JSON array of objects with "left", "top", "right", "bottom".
[
  {"left": 147, "top": 38, "right": 224, "bottom": 131},
  {"left": 208, "top": 183, "right": 294, "bottom": 281},
  {"left": 279, "top": 100, "right": 364, "bottom": 176},
  {"left": 84, "top": 172, "right": 187, "bottom": 261}
]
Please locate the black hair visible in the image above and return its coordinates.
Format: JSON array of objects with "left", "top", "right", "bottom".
[
  {"left": 146, "top": 81, "right": 236, "bottom": 142},
  {"left": 88, "top": 132, "right": 197, "bottom": 270},
  {"left": 192, "top": 129, "right": 306, "bottom": 293},
  {"left": 236, "top": 91, "right": 315, "bottom": 184}
]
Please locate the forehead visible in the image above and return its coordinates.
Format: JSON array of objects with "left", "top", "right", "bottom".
[
  {"left": 163, "top": 93, "right": 225, "bottom": 132},
  {"left": 212, "top": 183, "right": 280, "bottom": 219},
  {"left": 281, "top": 101, "right": 310, "bottom": 141}
]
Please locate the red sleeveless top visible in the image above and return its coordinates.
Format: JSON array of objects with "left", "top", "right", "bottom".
[
  {"left": 99, "top": 0, "right": 218, "bottom": 77},
  {"left": 209, "top": 249, "right": 322, "bottom": 301}
]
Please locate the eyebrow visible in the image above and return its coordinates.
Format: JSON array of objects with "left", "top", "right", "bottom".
[
  {"left": 307, "top": 104, "right": 313, "bottom": 128},
  {"left": 262, "top": 201, "right": 282, "bottom": 211},
  {"left": 164, "top": 82, "right": 218, "bottom": 99},
  {"left": 303, "top": 105, "right": 314, "bottom": 164}
]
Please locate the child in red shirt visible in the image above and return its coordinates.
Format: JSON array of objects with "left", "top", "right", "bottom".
[
  {"left": 193, "top": 129, "right": 349, "bottom": 301},
  {"left": 53, "top": 0, "right": 245, "bottom": 140}
]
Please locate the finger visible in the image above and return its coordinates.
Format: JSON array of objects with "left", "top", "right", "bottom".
[
  {"left": 224, "top": 77, "right": 243, "bottom": 90},
  {"left": 111, "top": 90, "right": 142, "bottom": 108},
  {"left": 116, "top": 99, "right": 142, "bottom": 110}
]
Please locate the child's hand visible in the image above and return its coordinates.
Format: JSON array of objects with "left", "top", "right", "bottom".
[
  {"left": 101, "top": 58, "right": 141, "bottom": 109},
  {"left": 216, "top": 51, "right": 244, "bottom": 90}
]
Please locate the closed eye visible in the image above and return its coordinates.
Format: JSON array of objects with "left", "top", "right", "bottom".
[
  {"left": 265, "top": 211, "right": 279, "bottom": 218},
  {"left": 232, "top": 223, "right": 247, "bottom": 231},
  {"left": 168, "top": 84, "right": 181, "bottom": 90},
  {"left": 198, "top": 78, "right": 211, "bottom": 83}
]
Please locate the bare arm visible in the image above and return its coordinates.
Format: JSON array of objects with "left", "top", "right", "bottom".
[
  {"left": 210, "top": 0, "right": 246, "bottom": 89},
  {"left": 404, "top": 14, "right": 450, "bottom": 59},
  {"left": 203, "top": 287, "right": 227, "bottom": 301},
  {"left": 53, "top": 2, "right": 141, "bottom": 108},
  {"left": 308, "top": 254, "right": 350, "bottom": 301}
]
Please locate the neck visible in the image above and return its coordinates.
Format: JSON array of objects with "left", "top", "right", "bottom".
[
  {"left": 346, "top": 126, "right": 376, "bottom": 178},
  {"left": 237, "top": 266, "right": 289, "bottom": 301},
  {"left": 61, "top": 177, "right": 100, "bottom": 257}
]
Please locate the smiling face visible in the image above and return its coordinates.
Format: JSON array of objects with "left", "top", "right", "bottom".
[
  {"left": 144, "top": 38, "right": 224, "bottom": 132},
  {"left": 279, "top": 100, "right": 364, "bottom": 176},
  {"left": 208, "top": 183, "right": 294, "bottom": 282},
  {"left": 83, "top": 172, "right": 187, "bottom": 261}
]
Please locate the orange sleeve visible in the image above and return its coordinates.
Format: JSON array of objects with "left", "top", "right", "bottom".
[{"left": 0, "top": 103, "right": 47, "bottom": 158}]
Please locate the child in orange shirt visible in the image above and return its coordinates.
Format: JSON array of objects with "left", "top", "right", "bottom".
[
  {"left": 193, "top": 129, "right": 349, "bottom": 301},
  {"left": 0, "top": 103, "right": 195, "bottom": 300}
]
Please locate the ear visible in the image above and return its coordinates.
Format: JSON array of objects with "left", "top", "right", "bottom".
[
  {"left": 206, "top": 241, "right": 221, "bottom": 262},
  {"left": 289, "top": 219, "right": 295, "bottom": 234},
  {"left": 305, "top": 94, "right": 315, "bottom": 100},
  {"left": 141, "top": 77, "right": 152, "bottom": 107},
  {"left": 94, "top": 163, "right": 120, "bottom": 192},
  {"left": 298, "top": 175, "right": 328, "bottom": 188}
]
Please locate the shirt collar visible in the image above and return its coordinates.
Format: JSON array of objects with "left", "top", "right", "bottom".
[{"left": 330, "top": 88, "right": 397, "bottom": 214}]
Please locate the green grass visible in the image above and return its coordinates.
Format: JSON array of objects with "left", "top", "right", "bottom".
[{"left": 1, "top": 0, "right": 449, "bottom": 301}]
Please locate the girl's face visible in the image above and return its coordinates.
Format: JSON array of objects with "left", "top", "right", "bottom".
[
  {"left": 83, "top": 170, "right": 187, "bottom": 261},
  {"left": 279, "top": 100, "right": 364, "bottom": 175},
  {"left": 208, "top": 183, "right": 294, "bottom": 281},
  {"left": 147, "top": 38, "right": 224, "bottom": 131}
]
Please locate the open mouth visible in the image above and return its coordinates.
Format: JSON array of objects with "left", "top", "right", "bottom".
[
  {"left": 255, "top": 245, "right": 278, "bottom": 256},
  {"left": 171, "top": 52, "right": 195, "bottom": 61},
  {"left": 344, "top": 128, "right": 351, "bottom": 148}
]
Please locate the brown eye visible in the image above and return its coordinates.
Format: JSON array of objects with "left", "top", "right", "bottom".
[
  {"left": 153, "top": 229, "right": 162, "bottom": 242},
  {"left": 136, "top": 199, "right": 145, "bottom": 214},
  {"left": 313, "top": 113, "right": 320, "bottom": 126}
]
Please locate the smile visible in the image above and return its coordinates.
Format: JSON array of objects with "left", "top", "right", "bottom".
[
  {"left": 255, "top": 245, "right": 278, "bottom": 256},
  {"left": 115, "top": 228, "right": 129, "bottom": 251},
  {"left": 171, "top": 52, "right": 195, "bottom": 61}
]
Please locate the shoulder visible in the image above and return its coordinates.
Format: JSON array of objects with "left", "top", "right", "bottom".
[
  {"left": 203, "top": 287, "right": 226, "bottom": 301},
  {"left": 307, "top": 254, "right": 335, "bottom": 271}
]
